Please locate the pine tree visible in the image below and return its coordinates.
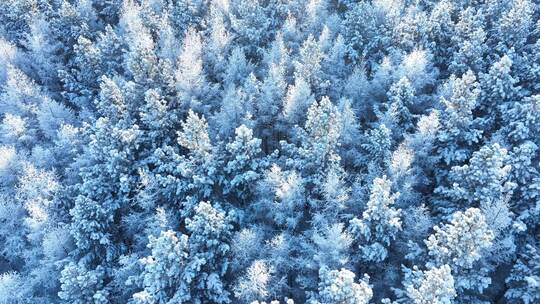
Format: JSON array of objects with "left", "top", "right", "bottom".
[
  {"left": 311, "top": 223, "right": 353, "bottom": 269},
  {"left": 424, "top": 208, "right": 495, "bottom": 300},
  {"left": 436, "top": 70, "right": 482, "bottom": 166},
  {"left": 449, "top": 8, "right": 487, "bottom": 75},
  {"left": 223, "top": 124, "right": 266, "bottom": 201},
  {"left": 502, "top": 95, "right": 540, "bottom": 146},
  {"left": 121, "top": 1, "right": 160, "bottom": 88},
  {"left": 229, "top": 0, "right": 272, "bottom": 58},
  {"left": 223, "top": 47, "right": 253, "bottom": 89},
  {"left": 425, "top": 208, "right": 494, "bottom": 269},
  {"left": 258, "top": 61, "right": 287, "bottom": 148},
  {"left": 60, "top": 26, "right": 123, "bottom": 112},
  {"left": 348, "top": 176, "right": 401, "bottom": 263},
  {"left": 65, "top": 76, "right": 142, "bottom": 302},
  {"left": 322, "top": 34, "right": 348, "bottom": 100},
  {"left": 282, "top": 77, "right": 313, "bottom": 127},
  {"left": 343, "top": 2, "right": 386, "bottom": 63},
  {"left": 383, "top": 76, "right": 416, "bottom": 139},
  {"left": 294, "top": 35, "right": 324, "bottom": 93},
  {"left": 296, "top": 96, "right": 343, "bottom": 179},
  {"left": 131, "top": 230, "right": 189, "bottom": 304},
  {"left": 170, "top": 0, "right": 201, "bottom": 36},
  {"left": 505, "top": 243, "right": 540, "bottom": 304},
  {"left": 403, "top": 264, "right": 456, "bottom": 304},
  {"left": 361, "top": 123, "right": 392, "bottom": 174},
  {"left": 496, "top": 0, "right": 534, "bottom": 52},
  {"left": 174, "top": 109, "right": 217, "bottom": 203},
  {"left": 436, "top": 143, "right": 514, "bottom": 216},
  {"left": 312, "top": 266, "right": 372, "bottom": 304},
  {"left": 256, "top": 164, "right": 305, "bottom": 230},
  {"left": 184, "top": 201, "right": 234, "bottom": 304},
  {"left": 234, "top": 260, "right": 272, "bottom": 303},
  {"left": 479, "top": 55, "right": 520, "bottom": 131},
  {"left": 175, "top": 28, "right": 212, "bottom": 113},
  {"left": 427, "top": 0, "right": 455, "bottom": 72},
  {"left": 59, "top": 262, "right": 109, "bottom": 304}
]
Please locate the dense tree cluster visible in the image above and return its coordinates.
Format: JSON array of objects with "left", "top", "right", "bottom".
[{"left": 0, "top": 0, "right": 539, "bottom": 303}]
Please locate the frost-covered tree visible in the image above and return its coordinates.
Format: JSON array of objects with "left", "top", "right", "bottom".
[
  {"left": 175, "top": 28, "right": 211, "bottom": 113},
  {"left": 362, "top": 123, "right": 393, "bottom": 171},
  {"left": 311, "top": 266, "right": 372, "bottom": 304},
  {"left": 496, "top": 0, "right": 534, "bottom": 52},
  {"left": 425, "top": 208, "right": 494, "bottom": 269},
  {"left": 311, "top": 223, "right": 352, "bottom": 270},
  {"left": 234, "top": 260, "right": 273, "bottom": 303},
  {"left": 229, "top": 0, "right": 272, "bottom": 58},
  {"left": 505, "top": 243, "right": 540, "bottom": 304},
  {"left": 424, "top": 208, "right": 495, "bottom": 300},
  {"left": 290, "top": 96, "right": 343, "bottom": 185},
  {"left": 131, "top": 230, "right": 189, "bottom": 304},
  {"left": 223, "top": 125, "right": 266, "bottom": 201},
  {"left": 59, "top": 262, "right": 109, "bottom": 304},
  {"left": 256, "top": 164, "right": 305, "bottom": 230},
  {"left": 383, "top": 76, "right": 416, "bottom": 139},
  {"left": 349, "top": 176, "right": 401, "bottom": 263},
  {"left": 183, "top": 201, "right": 234, "bottom": 304},
  {"left": 436, "top": 143, "right": 514, "bottom": 216},
  {"left": 479, "top": 55, "right": 520, "bottom": 132},
  {"left": 294, "top": 35, "right": 324, "bottom": 93},
  {"left": 449, "top": 8, "right": 487, "bottom": 75},
  {"left": 403, "top": 264, "right": 456, "bottom": 304},
  {"left": 343, "top": 2, "right": 387, "bottom": 63},
  {"left": 282, "top": 78, "right": 314, "bottom": 126},
  {"left": 436, "top": 70, "right": 482, "bottom": 166},
  {"left": 60, "top": 25, "right": 123, "bottom": 112}
]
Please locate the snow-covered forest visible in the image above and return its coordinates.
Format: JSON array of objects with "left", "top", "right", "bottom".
[{"left": 0, "top": 0, "right": 539, "bottom": 303}]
